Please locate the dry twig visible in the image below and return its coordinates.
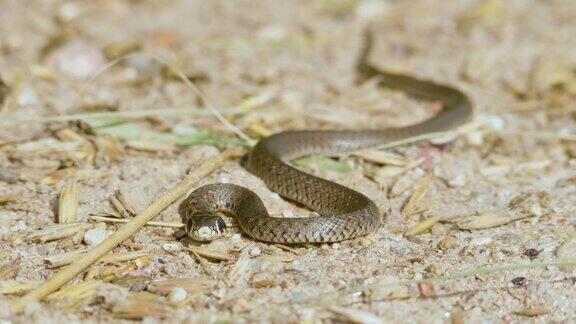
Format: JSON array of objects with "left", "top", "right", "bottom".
[{"left": 12, "top": 149, "right": 242, "bottom": 313}]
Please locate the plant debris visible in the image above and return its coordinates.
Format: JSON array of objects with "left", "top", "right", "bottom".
[{"left": 1, "top": 0, "right": 576, "bottom": 322}]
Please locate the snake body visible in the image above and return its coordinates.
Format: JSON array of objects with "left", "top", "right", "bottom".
[{"left": 179, "top": 31, "right": 473, "bottom": 243}]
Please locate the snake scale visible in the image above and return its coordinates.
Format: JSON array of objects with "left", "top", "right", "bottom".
[{"left": 179, "top": 31, "right": 473, "bottom": 243}]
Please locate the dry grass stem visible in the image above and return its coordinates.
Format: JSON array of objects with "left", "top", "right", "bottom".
[
  {"left": 456, "top": 212, "right": 532, "bottom": 230},
  {"left": 44, "top": 250, "right": 147, "bottom": 268},
  {"left": 258, "top": 254, "right": 294, "bottom": 264},
  {"left": 0, "top": 194, "right": 18, "bottom": 203},
  {"left": 46, "top": 280, "right": 102, "bottom": 300},
  {"left": 43, "top": 249, "right": 87, "bottom": 268},
  {"left": 90, "top": 216, "right": 183, "bottom": 228},
  {"left": 109, "top": 189, "right": 140, "bottom": 218},
  {"left": 13, "top": 149, "right": 242, "bottom": 313},
  {"left": 28, "top": 223, "right": 94, "bottom": 242},
  {"left": 402, "top": 174, "right": 434, "bottom": 216},
  {"left": 147, "top": 278, "right": 215, "bottom": 295},
  {"left": 0, "top": 281, "right": 43, "bottom": 295},
  {"left": 0, "top": 106, "right": 248, "bottom": 126}
]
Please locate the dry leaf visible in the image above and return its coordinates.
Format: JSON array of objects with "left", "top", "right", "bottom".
[
  {"left": 0, "top": 194, "right": 18, "bottom": 204},
  {"left": 457, "top": 212, "right": 530, "bottom": 230},
  {"left": 403, "top": 174, "right": 434, "bottom": 216},
  {"left": 418, "top": 282, "right": 436, "bottom": 298},
  {"left": 58, "top": 182, "right": 79, "bottom": 223},
  {"left": 0, "top": 280, "right": 42, "bottom": 295},
  {"left": 227, "top": 247, "right": 252, "bottom": 282},
  {"left": 184, "top": 246, "right": 232, "bottom": 261},
  {"left": 0, "top": 259, "right": 20, "bottom": 280},
  {"left": 147, "top": 278, "right": 215, "bottom": 295},
  {"left": 513, "top": 307, "right": 549, "bottom": 317},
  {"left": 405, "top": 216, "right": 441, "bottom": 236},
  {"left": 126, "top": 140, "right": 175, "bottom": 152},
  {"left": 113, "top": 292, "right": 173, "bottom": 319}
]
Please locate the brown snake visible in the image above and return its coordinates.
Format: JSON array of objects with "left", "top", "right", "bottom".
[{"left": 179, "top": 31, "right": 473, "bottom": 243}]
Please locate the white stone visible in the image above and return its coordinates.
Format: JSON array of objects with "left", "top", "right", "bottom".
[
  {"left": 249, "top": 246, "right": 261, "bottom": 256},
  {"left": 230, "top": 234, "right": 243, "bottom": 244},
  {"left": 168, "top": 287, "right": 187, "bottom": 304},
  {"left": 470, "top": 236, "right": 492, "bottom": 246},
  {"left": 356, "top": 0, "right": 389, "bottom": 23},
  {"left": 257, "top": 25, "right": 287, "bottom": 41},
  {"left": 83, "top": 228, "right": 111, "bottom": 247},
  {"left": 449, "top": 174, "right": 467, "bottom": 187},
  {"left": 161, "top": 242, "right": 181, "bottom": 253}
]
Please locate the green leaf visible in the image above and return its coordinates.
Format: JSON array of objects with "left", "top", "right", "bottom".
[
  {"left": 94, "top": 123, "right": 248, "bottom": 147},
  {"left": 294, "top": 155, "right": 353, "bottom": 173}
]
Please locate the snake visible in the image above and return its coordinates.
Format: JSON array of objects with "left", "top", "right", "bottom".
[{"left": 179, "top": 30, "right": 473, "bottom": 243}]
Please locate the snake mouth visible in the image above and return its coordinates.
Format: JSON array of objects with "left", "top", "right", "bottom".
[
  {"left": 191, "top": 226, "right": 219, "bottom": 241},
  {"left": 186, "top": 213, "right": 227, "bottom": 242}
]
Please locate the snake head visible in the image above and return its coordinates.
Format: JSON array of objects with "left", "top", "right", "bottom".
[{"left": 185, "top": 212, "right": 227, "bottom": 242}]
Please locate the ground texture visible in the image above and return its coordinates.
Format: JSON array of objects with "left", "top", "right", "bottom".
[{"left": 1, "top": 0, "right": 576, "bottom": 323}]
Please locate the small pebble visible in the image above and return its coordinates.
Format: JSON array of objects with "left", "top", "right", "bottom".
[
  {"left": 125, "top": 55, "right": 160, "bottom": 73},
  {"left": 448, "top": 174, "right": 466, "bottom": 187},
  {"left": 83, "top": 228, "right": 111, "bottom": 247},
  {"left": 355, "top": 0, "right": 389, "bottom": 23},
  {"left": 10, "top": 220, "right": 27, "bottom": 232},
  {"left": 391, "top": 175, "right": 413, "bottom": 196},
  {"left": 438, "top": 237, "right": 456, "bottom": 251},
  {"left": 16, "top": 86, "right": 40, "bottom": 106},
  {"left": 538, "top": 237, "right": 557, "bottom": 253},
  {"left": 168, "top": 287, "right": 188, "bottom": 304},
  {"left": 511, "top": 277, "right": 527, "bottom": 286},
  {"left": 470, "top": 236, "right": 492, "bottom": 246},
  {"left": 528, "top": 203, "right": 543, "bottom": 217},
  {"left": 58, "top": 2, "right": 81, "bottom": 21},
  {"left": 217, "top": 174, "right": 230, "bottom": 183},
  {"left": 172, "top": 124, "right": 198, "bottom": 135},
  {"left": 161, "top": 242, "right": 181, "bottom": 253},
  {"left": 230, "top": 234, "right": 243, "bottom": 244},
  {"left": 389, "top": 241, "right": 409, "bottom": 256},
  {"left": 249, "top": 246, "right": 261, "bottom": 256},
  {"left": 45, "top": 39, "right": 105, "bottom": 78},
  {"left": 465, "top": 131, "right": 485, "bottom": 146},
  {"left": 479, "top": 115, "right": 505, "bottom": 130},
  {"left": 523, "top": 248, "right": 540, "bottom": 261},
  {"left": 257, "top": 25, "right": 287, "bottom": 42}
]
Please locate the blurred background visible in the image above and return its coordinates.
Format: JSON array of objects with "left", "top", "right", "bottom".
[{"left": 1, "top": 0, "right": 576, "bottom": 322}]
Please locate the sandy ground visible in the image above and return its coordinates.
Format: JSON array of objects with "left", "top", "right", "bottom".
[{"left": 1, "top": 0, "right": 576, "bottom": 322}]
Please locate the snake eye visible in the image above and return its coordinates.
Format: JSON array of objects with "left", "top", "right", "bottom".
[{"left": 216, "top": 217, "right": 227, "bottom": 232}]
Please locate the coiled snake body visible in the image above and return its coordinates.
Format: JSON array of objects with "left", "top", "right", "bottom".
[{"left": 179, "top": 32, "right": 473, "bottom": 243}]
